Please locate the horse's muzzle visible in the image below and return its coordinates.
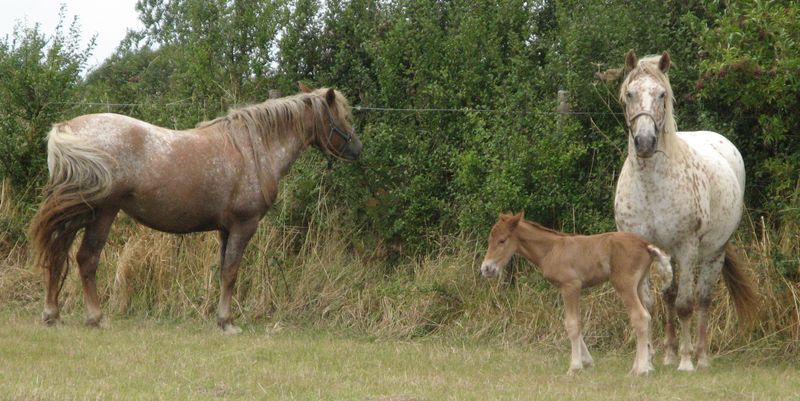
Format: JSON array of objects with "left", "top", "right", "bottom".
[
  {"left": 341, "top": 138, "right": 363, "bottom": 161},
  {"left": 634, "top": 132, "right": 657, "bottom": 158}
]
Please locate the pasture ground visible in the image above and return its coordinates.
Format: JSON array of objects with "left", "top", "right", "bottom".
[{"left": 1, "top": 310, "right": 798, "bottom": 401}]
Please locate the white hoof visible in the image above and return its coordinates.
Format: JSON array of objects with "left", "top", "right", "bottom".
[
  {"left": 677, "top": 359, "right": 695, "bottom": 372},
  {"left": 222, "top": 324, "right": 243, "bottom": 335}
]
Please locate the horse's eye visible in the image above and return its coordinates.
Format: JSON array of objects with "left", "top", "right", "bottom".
[
  {"left": 626, "top": 91, "right": 633, "bottom": 98},
  {"left": 498, "top": 239, "right": 507, "bottom": 245},
  {"left": 659, "top": 92, "right": 666, "bottom": 99}
]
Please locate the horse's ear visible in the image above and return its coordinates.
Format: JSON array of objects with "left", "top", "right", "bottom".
[
  {"left": 625, "top": 49, "right": 638, "bottom": 72},
  {"left": 508, "top": 212, "right": 522, "bottom": 231},
  {"left": 658, "top": 51, "right": 671, "bottom": 73},
  {"left": 325, "top": 88, "right": 336, "bottom": 105},
  {"left": 516, "top": 210, "right": 525, "bottom": 220},
  {"left": 299, "top": 82, "right": 313, "bottom": 93}
]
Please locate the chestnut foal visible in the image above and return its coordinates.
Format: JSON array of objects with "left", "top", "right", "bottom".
[{"left": 480, "top": 212, "right": 672, "bottom": 375}]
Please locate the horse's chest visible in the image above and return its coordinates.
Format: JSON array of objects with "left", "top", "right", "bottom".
[{"left": 615, "top": 165, "right": 708, "bottom": 246}]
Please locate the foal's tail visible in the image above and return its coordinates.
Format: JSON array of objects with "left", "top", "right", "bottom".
[
  {"left": 722, "top": 243, "right": 759, "bottom": 326},
  {"left": 29, "top": 124, "right": 113, "bottom": 292},
  {"left": 646, "top": 244, "right": 673, "bottom": 287}
]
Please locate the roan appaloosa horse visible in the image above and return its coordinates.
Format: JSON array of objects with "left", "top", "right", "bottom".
[
  {"left": 615, "top": 50, "right": 757, "bottom": 371},
  {"left": 480, "top": 212, "right": 673, "bottom": 375},
  {"left": 29, "top": 84, "right": 362, "bottom": 334}
]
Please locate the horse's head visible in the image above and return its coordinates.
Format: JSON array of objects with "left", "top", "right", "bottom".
[
  {"left": 480, "top": 211, "right": 524, "bottom": 278},
  {"left": 301, "top": 84, "right": 363, "bottom": 161},
  {"left": 619, "top": 50, "right": 674, "bottom": 159}
]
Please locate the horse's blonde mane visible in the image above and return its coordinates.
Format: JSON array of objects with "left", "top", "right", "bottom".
[
  {"left": 619, "top": 55, "right": 678, "bottom": 143},
  {"left": 196, "top": 88, "right": 353, "bottom": 202}
]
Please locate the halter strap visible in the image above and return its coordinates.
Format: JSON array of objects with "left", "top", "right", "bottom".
[{"left": 319, "top": 103, "right": 354, "bottom": 161}]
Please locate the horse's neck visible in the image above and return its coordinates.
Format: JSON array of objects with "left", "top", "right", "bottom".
[{"left": 515, "top": 221, "right": 561, "bottom": 267}]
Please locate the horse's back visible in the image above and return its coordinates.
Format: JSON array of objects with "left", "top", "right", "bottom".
[{"left": 677, "top": 130, "right": 745, "bottom": 193}]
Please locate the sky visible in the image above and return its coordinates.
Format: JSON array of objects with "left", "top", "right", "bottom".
[{"left": 0, "top": 0, "right": 143, "bottom": 70}]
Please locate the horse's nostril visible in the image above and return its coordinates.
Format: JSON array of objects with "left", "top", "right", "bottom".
[{"left": 634, "top": 136, "right": 640, "bottom": 147}]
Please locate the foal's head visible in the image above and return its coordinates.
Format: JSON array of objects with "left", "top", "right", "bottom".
[
  {"left": 480, "top": 212, "right": 524, "bottom": 278},
  {"left": 300, "top": 83, "right": 363, "bottom": 161},
  {"left": 619, "top": 49, "right": 676, "bottom": 158}
]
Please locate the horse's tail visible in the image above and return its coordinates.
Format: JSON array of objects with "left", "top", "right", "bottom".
[
  {"left": 721, "top": 243, "right": 759, "bottom": 325},
  {"left": 29, "top": 123, "right": 113, "bottom": 292},
  {"left": 647, "top": 244, "right": 673, "bottom": 287}
]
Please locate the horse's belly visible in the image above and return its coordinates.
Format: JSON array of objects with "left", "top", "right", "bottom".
[{"left": 120, "top": 196, "right": 220, "bottom": 233}]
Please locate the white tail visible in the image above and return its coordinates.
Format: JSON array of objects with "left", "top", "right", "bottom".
[{"left": 647, "top": 244, "right": 673, "bottom": 287}]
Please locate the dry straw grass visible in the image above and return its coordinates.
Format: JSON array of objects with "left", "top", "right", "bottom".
[{"left": 1, "top": 179, "right": 799, "bottom": 357}]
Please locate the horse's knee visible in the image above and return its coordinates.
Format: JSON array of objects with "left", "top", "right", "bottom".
[{"left": 676, "top": 299, "right": 693, "bottom": 319}]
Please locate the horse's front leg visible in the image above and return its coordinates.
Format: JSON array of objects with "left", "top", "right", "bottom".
[
  {"left": 216, "top": 219, "right": 258, "bottom": 334},
  {"left": 560, "top": 283, "right": 583, "bottom": 375},
  {"left": 662, "top": 279, "right": 679, "bottom": 366},
  {"left": 674, "top": 241, "right": 700, "bottom": 372}
]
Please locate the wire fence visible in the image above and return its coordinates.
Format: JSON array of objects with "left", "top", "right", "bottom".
[{"left": 50, "top": 100, "right": 626, "bottom": 117}]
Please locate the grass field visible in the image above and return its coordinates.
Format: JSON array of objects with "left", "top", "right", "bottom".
[{"left": 1, "top": 311, "right": 799, "bottom": 401}]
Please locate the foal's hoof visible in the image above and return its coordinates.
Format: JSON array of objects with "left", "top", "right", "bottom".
[
  {"left": 221, "top": 323, "right": 243, "bottom": 335},
  {"left": 567, "top": 367, "right": 582, "bottom": 376},
  {"left": 42, "top": 311, "right": 61, "bottom": 326}
]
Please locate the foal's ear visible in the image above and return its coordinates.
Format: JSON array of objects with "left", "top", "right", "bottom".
[
  {"left": 299, "top": 82, "right": 313, "bottom": 93},
  {"left": 325, "top": 88, "right": 336, "bottom": 105},
  {"left": 624, "top": 49, "right": 638, "bottom": 72},
  {"left": 658, "top": 51, "right": 671, "bottom": 73},
  {"left": 508, "top": 212, "right": 523, "bottom": 231}
]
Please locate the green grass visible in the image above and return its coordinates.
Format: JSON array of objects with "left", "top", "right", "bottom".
[{"left": 1, "top": 311, "right": 799, "bottom": 401}]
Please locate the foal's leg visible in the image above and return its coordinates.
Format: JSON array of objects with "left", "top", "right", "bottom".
[
  {"left": 560, "top": 283, "right": 584, "bottom": 374},
  {"left": 579, "top": 335, "right": 594, "bottom": 367},
  {"left": 612, "top": 275, "right": 652, "bottom": 375},
  {"left": 637, "top": 276, "right": 655, "bottom": 361},
  {"left": 76, "top": 207, "right": 119, "bottom": 327},
  {"left": 695, "top": 253, "right": 724, "bottom": 369},
  {"left": 217, "top": 219, "right": 258, "bottom": 334}
]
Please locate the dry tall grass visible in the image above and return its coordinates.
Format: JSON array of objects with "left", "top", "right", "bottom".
[{"left": 1, "top": 179, "right": 798, "bottom": 358}]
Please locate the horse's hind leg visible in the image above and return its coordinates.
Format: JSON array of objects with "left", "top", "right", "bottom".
[
  {"left": 695, "top": 253, "right": 724, "bottom": 369},
  {"left": 216, "top": 219, "right": 258, "bottom": 335},
  {"left": 76, "top": 206, "right": 118, "bottom": 327},
  {"left": 43, "top": 256, "right": 67, "bottom": 325}
]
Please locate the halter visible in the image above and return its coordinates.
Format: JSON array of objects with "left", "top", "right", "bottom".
[
  {"left": 626, "top": 110, "right": 662, "bottom": 135},
  {"left": 320, "top": 103, "right": 355, "bottom": 161}
]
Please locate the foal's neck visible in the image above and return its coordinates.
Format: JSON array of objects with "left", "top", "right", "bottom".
[{"left": 514, "top": 220, "right": 564, "bottom": 267}]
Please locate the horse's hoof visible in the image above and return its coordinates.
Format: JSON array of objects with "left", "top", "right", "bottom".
[
  {"left": 677, "top": 360, "right": 695, "bottom": 372},
  {"left": 630, "top": 367, "right": 653, "bottom": 376},
  {"left": 663, "top": 351, "right": 677, "bottom": 366},
  {"left": 221, "top": 323, "right": 243, "bottom": 335},
  {"left": 696, "top": 357, "right": 711, "bottom": 369},
  {"left": 85, "top": 317, "right": 103, "bottom": 328},
  {"left": 567, "top": 366, "right": 582, "bottom": 376}
]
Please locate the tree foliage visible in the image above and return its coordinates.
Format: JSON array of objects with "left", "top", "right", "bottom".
[
  {"left": 2, "top": 0, "right": 798, "bottom": 254},
  {"left": 0, "top": 7, "right": 94, "bottom": 191}
]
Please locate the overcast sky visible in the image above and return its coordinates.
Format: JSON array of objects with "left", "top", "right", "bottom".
[{"left": 0, "top": 0, "right": 143, "bottom": 70}]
